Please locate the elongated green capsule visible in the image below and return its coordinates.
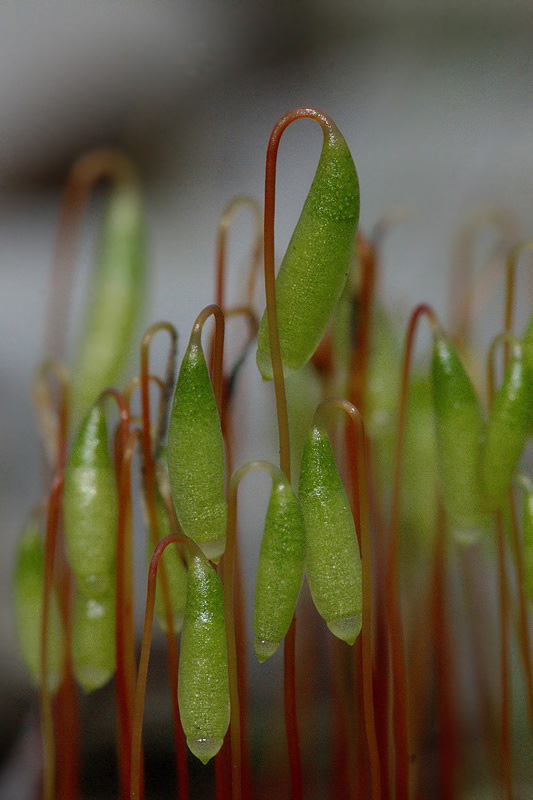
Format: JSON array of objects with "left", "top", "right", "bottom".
[
  {"left": 431, "top": 331, "right": 490, "bottom": 543},
  {"left": 522, "top": 313, "right": 533, "bottom": 434},
  {"left": 146, "top": 490, "right": 188, "bottom": 635},
  {"left": 522, "top": 481, "right": 533, "bottom": 608},
  {"left": 483, "top": 347, "right": 531, "bottom": 509},
  {"left": 178, "top": 554, "right": 229, "bottom": 764},
  {"left": 63, "top": 404, "right": 118, "bottom": 598},
  {"left": 71, "top": 177, "right": 145, "bottom": 421},
  {"left": 254, "top": 471, "right": 306, "bottom": 662},
  {"left": 256, "top": 118, "right": 359, "bottom": 380},
  {"left": 167, "top": 332, "right": 227, "bottom": 562},
  {"left": 14, "top": 517, "right": 63, "bottom": 691},
  {"left": 298, "top": 423, "right": 362, "bottom": 645},
  {"left": 72, "top": 590, "right": 115, "bottom": 692}
]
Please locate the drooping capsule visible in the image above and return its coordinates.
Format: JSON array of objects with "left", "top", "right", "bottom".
[
  {"left": 298, "top": 423, "right": 362, "bottom": 645},
  {"left": 14, "top": 516, "right": 63, "bottom": 691},
  {"left": 482, "top": 346, "right": 531, "bottom": 509},
  {"left": 178, "top": 554, "right": 230, "bottom": 764},
  {"left": 63, "top": 403, "right": 118, "bottom": 598},
  {"left": 254, "top": 472, "right": 306, "bottom": 662},
  {"left": 72, "top": 590, "right": 115, "bottom": 692},
  {"left": 167, "top": 331, "right": 227, "bottom": 562},
  {"left": 256, "top": 117, "right": 360, "bottom": 380},
  {"left": 431, "top": 330, "right": 490, "bottom": 543},
  {"left": 145, "top": 488, "right": 188, "bottom": 635},
  {"left": 71, "top": 176, "right": 145, "bottom": 421}
]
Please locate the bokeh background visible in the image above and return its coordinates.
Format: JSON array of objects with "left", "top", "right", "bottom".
[{"left": 1, "top": 1, "right": 532, "bottom": 797}]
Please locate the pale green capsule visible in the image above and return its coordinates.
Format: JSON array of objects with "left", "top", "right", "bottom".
[
  {"left": 298, "top": 423, "right": 362, "bottom": 645},
  {"left": 71, "top": 177, "right": 145, "bottom": 421},
  {"left": 522, "top": 482, "right": 533, "bottom": 608},
  {"left": 431, "top": 331, "right": 490, "bottom": 543},
  {"left": 146, "top": 490, "right": 188, "bottom": 635},
  {"left": 254, "top": 473, "right": 306, "bottom": 662},
  {"left": 483, "top": 349, "right": 531, "bottom": 509},
  {"left": 63, "top": 404, "right": 118, "bottom": 598},
  {"left": 256, "top": 120, "right": 359, "bottom": 380},
  {"left": 72, "top": 590, "right": 115, "bottom": 692},
  {"left": 14, "top": 518, "right": 63, "bottom": 692},
  {"left": 178, "top": 554, "right": 229, "bottom": 764},
  {"left": 167, "top": 333, "right": 227, "bottom": 562}
]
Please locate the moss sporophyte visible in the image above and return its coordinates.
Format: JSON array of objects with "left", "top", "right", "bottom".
[{"left": 12, "top": 110, "right": 533, "bottom": 800}]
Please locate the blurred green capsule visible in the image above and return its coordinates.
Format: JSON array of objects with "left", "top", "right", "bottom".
[
  {"left": 14, "top": 517, "right": 63, "bottom": 692},
  {"left": 298, "top": 423, "right": 362, "bottom": 645},
  {"left": 483, "top": 347, "right": 531, "bottom": 509},
  {"left": 71, "top": 176, "right": 145, "bottom": 421},
  {"left": 72, "top": 590, "right": 115, "bottom": 692},
  {"left": 522, "top": 480, "right": 533, "bottom": 608},
  {"left": 167, "top": 331, "right": 227, "bottom": 562},
  {"left": 178, "top": 554, "right": 230, "bottom": 764},
  {"left": 431, "top": 331, "right": 490, "bottom": 543},
  {"left": 145, "top": 489, "right": 188, "bottom": 635},
  {"left": 63, "top": 404, "right": 118, "bottom": 597},
  {"left": 522, "top": 313, "right": 533, "bottom": 434},
  {"left": 254, "top": 470, "right": 306, "bottom": 662},
  {"left": 257, "top": 118, "right": 359, "bottom": 380}
]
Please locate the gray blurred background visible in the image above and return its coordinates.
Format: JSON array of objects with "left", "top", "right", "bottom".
[{"left": 1, "top": 1, "right": 532, "bottom": 797}]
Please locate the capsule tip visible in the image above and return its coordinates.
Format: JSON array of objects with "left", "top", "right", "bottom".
[
  {"left": 187, "top": 737, "right": 223, "bottom": 764},
  {"left": 75, "top": 667, "right": 114, "bottom": 693},
  {"left": 199, "top": 537, "right": 226, "bottom": 564},
  {"left": 327, "top": 614, "right": 362, "bottom": 646},
  {"left": 254, "top": 637, "right": 279, "bottom": 663}
]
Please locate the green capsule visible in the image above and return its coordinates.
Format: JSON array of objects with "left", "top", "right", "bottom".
[
  {"left": 522, "top": 313, "right": 533, "bottom": 434},
  {"left": 72, "top": 590, "right": 115, "bottom": 692},
  {"left": 522, "top": 481, "right": 533, "bottom": 608},
  {"left": 146, "top": 490, "right": 188, "bottom": 635},
  {"left": 431, "top": 331, "right": 490, "bottom": 543},
  {"left": 14, "top": 517, "right": 63, "bottom": 692},
  {"left": 256, "top": 119, "right": 360, "bottom": 380},
  {"left": 483, "top": 348, "right": 531, "bottom": 509},
  {"left": 298, "top": 423, "right": 362, "bottom": 645},
  {"left": 71, "top": 177, "right": 145, "bottom": 421},
  {"left": 178, "top": 554, "right": 229, "bottom": 764},
  {"left": 63, "top": 404, "right": 118, "bottom": 598},
  {"left": 254, "top": 472, "right": 306, "bottom": 662},
  {"left": 167, "top": 332, "right": 227, "bottom": 562}
]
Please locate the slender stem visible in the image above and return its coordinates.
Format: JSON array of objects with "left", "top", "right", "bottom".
[
  {"left": 503, "top": 240, "right": 533, "bottom": 358},
  {"left": 130, "top": 533, "right": 202, "bottom": 800},
  {"left": 45, "top": 149, "right": 135, "bottom": 362},
  {"left": 138, "top": 322, "right": 190, "bottom": 800},
  {"left": 315, "top": 399, "right": 381, "bottom": 800},
  {"left": 191, "top": 305, "right": 225, "bottom": 415},
  {"left": 264, "top": 107, "right": 336, "bottom": 798},
  {"left": 386, "top": 303, "right": 439, "bottom": 800}
]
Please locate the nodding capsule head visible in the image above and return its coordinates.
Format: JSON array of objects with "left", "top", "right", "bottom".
[
  {"left": 298, "top": 423, "right": 362, "bottom": 645},
  {"left": 167, "top": 333, "right": 227, "bottom": 562},
  {"left": 483, "top": 348, "right": 531, "bottom": 509},
  {"left": 14, "top": 516, "right": 63, "bottom": 692},
  {"left": 63, "top": 403, "right": 118, "bottom": 595},
  {"left": 72, "top": 590, "right": 116, "bottom": 692},
  {"left": 71, "top": 177, "right": 145, "bottom": 422},
  {"left": 431, "top": 330, "right": 490, "bottom": 543},
  {"left": 256, "top": 119, "right": 359, "bottom": 380},
  {"left": 178, "top": 554, "right": 229, "bottom": 763},
  {"left": 254, "top": 474, "right": 306, "bottom": 662}
]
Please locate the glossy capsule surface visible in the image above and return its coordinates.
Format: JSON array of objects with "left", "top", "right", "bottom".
[
  {"left": 431, "top": 331, "right": 490, "bottom": 543},
  {"left": 298, "top": 423, "right": 362, "bottom": 645},
  {"left": 71, "top": 178, "right": 145, "bottom": 420},
  {"left": 63, "top": 404, "right": 118, "bottom": 597},
  {"left": 254, "top": 475, "right": 306, "bottom": 662},
  {"left": 178, "top": 554, "right": 230, "bottom": 764},
  {"left": 483, "top": 350, "right": 531, "bottom": 508},
  {"left": 256, "top": 120, "right": 359, "bottom": 380},
  {"left": 167, "top": 335, "right": 227, "bottom": 562},
  {"left": 72, "top": 590, "right": 115, "bottom": 692},
  {"left": 14, "top": 518, "right": 63, "bottom": 692}
]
